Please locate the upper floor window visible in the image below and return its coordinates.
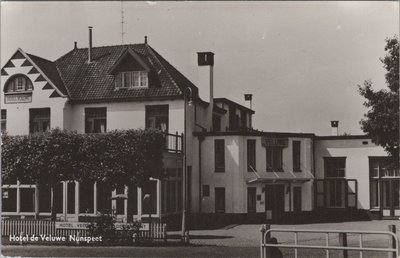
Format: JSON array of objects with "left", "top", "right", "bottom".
[
  {"left": 212, "top": 114, "right": 221, "bottom": 132},
  {"left": 29, "top": 108, "right": 50, "bottom": 133},
  {"left": 247, "top": 139, "right": 256, "bottom": 172},
  {"left": 266, "top": 146, "right": 283, "bottom": 172},
  {"left": 1, "top": 110, "right": 6, "bottom": 133},
  {"left": 115, "top": 71, "right": 148, "bottom": 89},
  {"left": 5, "top": 74, "right": 33, "bottom": 93},
  {"left": 292, "top": 141, "right": 301, "bottom": 172},
  {"left": 214, "top": 139, "right": 225, "bottom": 172},
  {"left": 145, "top": 105, "right": 168, "bottom": 132},
  {"left": 325, "top": 157, "right": 346, "bottom": 178},
  {"left": 85, "top": 107, "right": 107, "bottom": 133},
  {"left": 370, "top": 158, "right": 399, "bottom": 178}
]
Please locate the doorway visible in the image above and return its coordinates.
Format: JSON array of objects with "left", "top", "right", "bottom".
[{"left": 265, "top": 184, "right": 285, "bottom": 222}]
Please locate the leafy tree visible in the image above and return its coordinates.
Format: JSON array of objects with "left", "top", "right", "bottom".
[
  {"left": 2, "top": 128, "right": 165, "bottom": 221},
  {"left": 358, "top": 37, "right": 399, "bottom": 166}
]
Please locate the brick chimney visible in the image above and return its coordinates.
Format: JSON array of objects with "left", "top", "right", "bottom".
[{"left": 88, "top": 26, "right": 93, "bottom": 63}]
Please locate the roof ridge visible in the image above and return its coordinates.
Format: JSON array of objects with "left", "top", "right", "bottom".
[{"left": 76, "top": 43, "right": 145, "bottom": 50}]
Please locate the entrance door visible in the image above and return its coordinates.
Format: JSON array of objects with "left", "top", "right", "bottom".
[
  {"left": 265, "top": 184, "right": 285, "bottom": 222},
  {"left": 293, "top": 187, "right": 302, "bottom": 212}
]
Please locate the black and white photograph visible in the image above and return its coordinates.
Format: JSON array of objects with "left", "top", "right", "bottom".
[{"left": 0, "top": 1, "right": 399, "bottom": 257}]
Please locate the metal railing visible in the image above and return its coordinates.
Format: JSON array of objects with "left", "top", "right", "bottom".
[
  {"left": 163, "top": 132, "right": 183, "bottom": 153},
  {"left": 260, "top": 225, "right": 399, "bottom": 258}
]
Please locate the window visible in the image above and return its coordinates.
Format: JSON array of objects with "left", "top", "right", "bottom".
[
  {"left": 5, "top": 74, "right": 33, "bottom": 92},
  {"left": 2, "top": 188, "right": 17, "bottom": 212},
  {"left": 203, "top": 185, "right": 210, "bottom": 197},
  {"left": 97, "top": 182, "right": 112, "bottom": 212},
  {"left": 215, "top": 187, "right": 225, "bottom": 213},
  {"left": 1, "top": 110, "right": 6, "bottom": 133},
  {"left": 325, "top": 157, "right": 346, "bottom": 178},
  {"left": 247, "top": 140, "right": 256, "bottom": 172},
  {"left": 266, "top": 147, "right": 283, "bottom": 172},
  {"left": 214, "top": 139, "right": 225, "bottom": 172},
  {"left": 85, "top": 108, "right": 107, "bottom": 133},
  {"left": 142, "top": 181, "right": 157, "bottom": 215},
  {"left": 212, "top": 114, "right": 221, "bottom": 132},
  {"left": 39, "top": 185, "right": 51, "bottom": 213},
  {"left": 53, "top": 183, "right": 63, "bottom": 213},
  {"left": 67, "top": 182, "right": 76, "bottom": 214},
  {"left": 20, "top": 188, "right": 35, "bottom": 212},
  {"left": 115, "top": 184, "right": 125, "bottom": 215},
  {"left": 145, "top": 105, "right": 168, "bottom": 132},
  {"left": 115, "top": 71, "right": 148, "bottom": 88},
  {"left": 293, "top": 141, "right": 301, "bottom": 172},
  {"left": 327, "top": 180, "right": 345, "bottom": 208},
  {"left": 29, "top": 108, "right": 50, "bottom": 133},
  {"left": 79, "top": 182, "right": 94, "bottom": 213},
  {"left": 247, "top": 187, "right": 256, "bottom": 213},
  {"left": 370, "top": 158, "right": 400, "bottom": 178}
]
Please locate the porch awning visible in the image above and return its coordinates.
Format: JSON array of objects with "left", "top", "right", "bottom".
[{"left": 247, "top": 177, "right": 313, "bottom": 184}]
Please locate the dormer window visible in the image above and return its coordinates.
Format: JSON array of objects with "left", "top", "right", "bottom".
[
  {"left": 115, "top": 71, "right": 148, "bottom": 89},
  {"left": 5, "top": 74, "right": 33, "bottom": 93}
]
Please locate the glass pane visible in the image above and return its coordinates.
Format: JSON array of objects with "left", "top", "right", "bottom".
[
  {"left": 67, "top": 182, "right": 75, "bottom": 214},
  {"left": 142, "top": 181, "right": 157, "bottom": 214},
  {"left": 54, "top": 183, "right": 63, "bottom": 213},
  {"left": 2, "top": 188, "right": 17, "bottom": 212},
  {"left": 20, "top": 188, "right": 35, "bottom": 212},
  {"left": 97, "top": 182, "right": 112, "bottom": 213},
  {"left": 79, "top": 182, "right": 94, "bottom": 213},
  {"left": 39, "top": 184, "right": 51, "bottom": 212}
]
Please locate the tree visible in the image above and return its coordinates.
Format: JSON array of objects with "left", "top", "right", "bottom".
[{"left": 358, "top": 37, "right": 399, "bottom": 166}]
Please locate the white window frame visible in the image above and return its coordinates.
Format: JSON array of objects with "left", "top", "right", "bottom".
[{"left": 115, "top": 71, "right": 148, "bottom": 89}]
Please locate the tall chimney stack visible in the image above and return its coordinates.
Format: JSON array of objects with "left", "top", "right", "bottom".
[
  {"left": 197, "top": 52, "right": 214, "bottom": 131},
  {"left": 331, "top": 121, "right": 339, "bottom": 136},
  {"left": 88, "top": 26, "right": 93, "bottom": 63}
]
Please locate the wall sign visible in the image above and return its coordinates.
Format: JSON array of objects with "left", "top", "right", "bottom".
[
  {"left": 262, "top": 137, "right": 288, "bottom": 148},
  {"left": 5, "top": 93, "right": 32, "bottom": 104},
  {"left": 55, "top": 222, "right": 149, "bottom": 231}
]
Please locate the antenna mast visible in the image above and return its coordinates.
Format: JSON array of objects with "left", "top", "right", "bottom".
[{"left": 121, "top": 0, "right": 125, "bottom": 44}]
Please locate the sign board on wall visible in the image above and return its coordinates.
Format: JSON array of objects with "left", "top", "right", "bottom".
[
  {"left": 55, "top": 222, "right": 149, "bottom": 231},
  {"left": 5, "top": 93, "right": 32, "bottom": 104},
  {"left": 262, "top": 137, "right": 288, "bottom": 148}
]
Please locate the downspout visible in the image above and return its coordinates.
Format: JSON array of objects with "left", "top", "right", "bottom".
[{"left": 198, "top": 134, "right": 204, "bottom": 213}]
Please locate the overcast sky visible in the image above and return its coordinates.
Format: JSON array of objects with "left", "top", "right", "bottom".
[{"left": 1, "top": 1, "right": 398, "bottom": 135}]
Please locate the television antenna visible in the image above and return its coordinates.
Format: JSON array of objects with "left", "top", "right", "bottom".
[{"left": 121, "top": 0, "right": 125, "bottom": 44}]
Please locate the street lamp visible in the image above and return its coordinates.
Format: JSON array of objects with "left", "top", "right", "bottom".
[{"left": 181, "top": 87, "right": 193, "bottom": 243}]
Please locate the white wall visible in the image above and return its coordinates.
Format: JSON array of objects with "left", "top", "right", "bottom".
[
  {"left": 1, "top": 60, "right": 68, "bottom": 135},
  {"left": 314, "top": 138, "right": 387, "bottom": 210},
  {"left": 195, "top": 135, "right": 314, "bottom": 213}
]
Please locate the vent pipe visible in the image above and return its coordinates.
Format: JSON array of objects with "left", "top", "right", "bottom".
[{"left": 88, "top": 26, "right": 93, "bottom": 63}]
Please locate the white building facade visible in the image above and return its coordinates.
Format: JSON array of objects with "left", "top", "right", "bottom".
[{"left": 1, "top": 31, "right": 397, "bottom": 225}]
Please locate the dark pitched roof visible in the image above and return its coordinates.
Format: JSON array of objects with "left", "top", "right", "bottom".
[
  {"left": 54, "top": 43, "right": 200, "bottom": 102},
  {"left": 26, "top": 53, "right": 68, "bottom": 95}
]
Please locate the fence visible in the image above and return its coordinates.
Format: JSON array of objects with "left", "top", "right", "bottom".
[
  {"left": 260, "top": 224, "right": 399, "bottom": 258},
  {"left": 1, "top": 220, "right": 167, "bottom": 240}
]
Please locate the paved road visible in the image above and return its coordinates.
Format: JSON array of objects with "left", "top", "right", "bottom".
[{"left": 2, "top": 245, "right": 260, "bottom": 257}]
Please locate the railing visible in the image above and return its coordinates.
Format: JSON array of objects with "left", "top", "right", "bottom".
[
  {"left": 1, "top": 219, "right": 167, "bottom": 241},
  {"left": 260, "top": 225, "right": 399, "bottom": 258},
  {"left": 164, "top": 132, "right": 183, "bottom": 153}
]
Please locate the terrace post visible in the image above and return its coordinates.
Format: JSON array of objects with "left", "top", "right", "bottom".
[
  {"left": 339, "top": 232, "right": 348, "bottom": 258},
  {"left": 388, "top": 225, "right": 396, "bottom": 258}
]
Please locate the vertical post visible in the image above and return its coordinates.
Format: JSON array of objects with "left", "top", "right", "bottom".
[
  {"left": 175, "top": 131, "right": 179, "bottom": 153},
  {"left": 265, "top": 224, "right": 271, "bottom": 258},
  {"left": 325, "top": 233, "right": 330, "bottom": 258},
  {"left": 35, "top": 183, "right": 40, "bottom": 219},
  {"left": 294, "top": 232, "right": 298, "bottom": 258},
  {"left": 359, "top": 234, "right": 363, "bottom": 258},
  {"left": 388, "top": 225, "right": 396, "bottom": 258},
  {"left": 260, "top": 225, "right": 266, "bottom": 258},
  {"left": 339, "top": 232, "right": 348, "bottom": 258}
]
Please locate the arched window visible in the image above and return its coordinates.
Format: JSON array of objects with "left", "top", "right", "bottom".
[{"left": 4, "top": 74, "right": 33, "bottom": 93}]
